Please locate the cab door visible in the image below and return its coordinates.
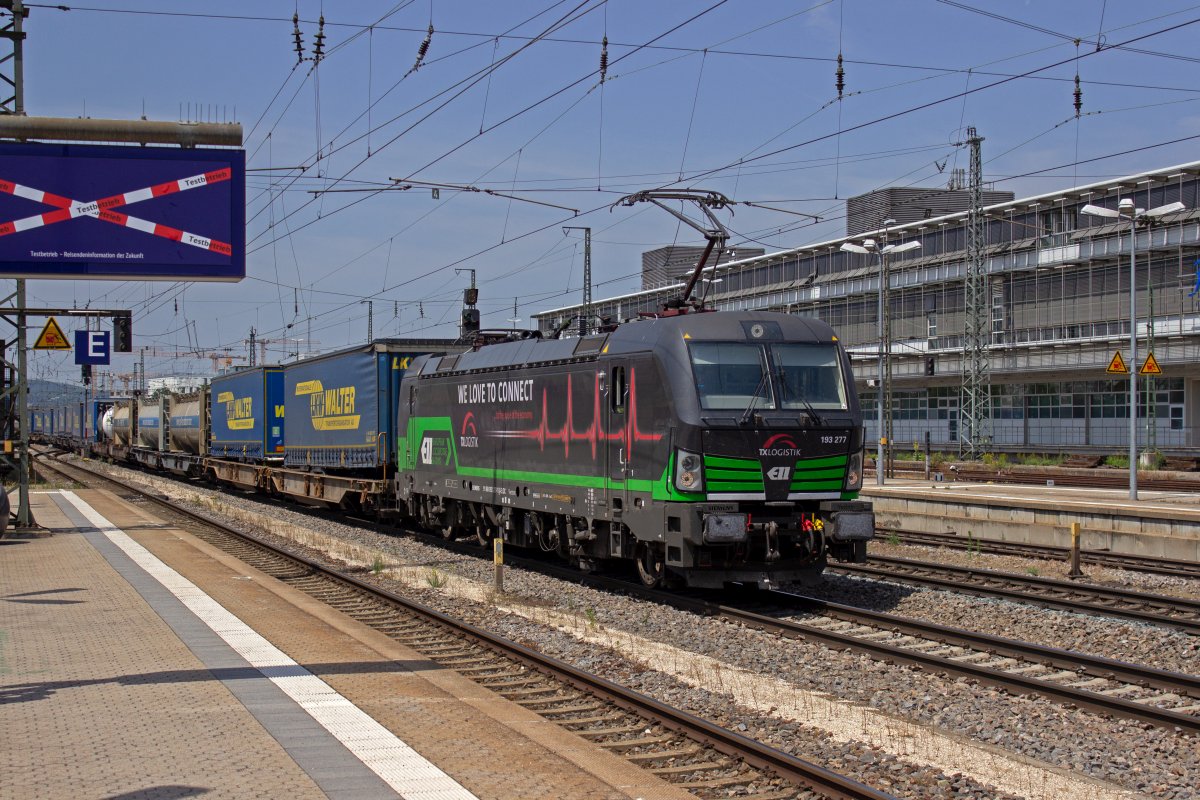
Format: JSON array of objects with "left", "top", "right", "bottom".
[{"left": 606, "top": 363, "right": 630, "bottom": 521}]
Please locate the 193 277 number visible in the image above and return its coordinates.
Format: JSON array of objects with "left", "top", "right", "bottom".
[{"left": 821, "top": 435, "right": 848, "bottom": 444}]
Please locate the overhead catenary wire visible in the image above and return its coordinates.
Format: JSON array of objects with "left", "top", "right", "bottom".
[{"left": 28, "top": 4, "right": 1200, "bottom": 381}]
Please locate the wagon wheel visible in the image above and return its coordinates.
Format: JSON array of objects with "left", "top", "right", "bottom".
[
  {"left": 635, "top": 542, "right": 665, "bottom": 588},
  {"left": 437, "top": 499, "right": 458, "bottom": 539},
  {"left": 474, "top": 516, "right": 495, "bottom": 546}
]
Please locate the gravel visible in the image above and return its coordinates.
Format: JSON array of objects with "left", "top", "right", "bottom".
[
  {"left": 79, "top": 458, "right": 1200, "bottom": 800},
  {"left": 869, "top": 539, "right": 1200, "bottom": 601},
  {"left": 799, "top": 571, "right": 1200, "bottom": 676}
]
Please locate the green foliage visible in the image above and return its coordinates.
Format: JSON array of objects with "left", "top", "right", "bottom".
[
  {"left": 1025, "top": 566, "right": 1040, "bottom": 577},
  {"left": 425, "top": 566, "right": 449, "bottom": 588},
  {"left": 372, "top": 554, "right": 385, "bottom": 575},
  {"left": 1104, "top": 455, "right": 1129, "bottom": 469},
  {"left": 966, "top": 531, "right": 981, "bottom": 557},
  {"left": 981, "top": 452, "right": 1010, "bottom": 468},
  {"left": 1015, "top": 453, "right": 1065, "bottom": 466},
  {"left": 584, "top": 606, "right": 598, "bottom": 629},
  {"left": 886, "top": 531, "right": 901, "bottom": 546}
]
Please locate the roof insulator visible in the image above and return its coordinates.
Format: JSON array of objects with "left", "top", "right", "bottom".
[
  {"left": 409, "top": 23, "right": 434, "bottom": 76},
  {"left": 312, "top": 14, "right": 326, "bottom": 64},
  {"left": 600, "top": 36, "right": 609, "bottom": 83},
  {"left": 292, "top": 12, "right": 304, "bottom": 64},
  {"left": 1073, "top": 73, "right": 1082, "bottom": 118},
  {"left": 836, "top": 52, "right": 845, "bottom": 100}
]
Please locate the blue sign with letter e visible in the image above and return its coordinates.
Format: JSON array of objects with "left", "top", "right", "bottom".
[{"left": 75, "top": 330, "right": 110, "bottom": 365}]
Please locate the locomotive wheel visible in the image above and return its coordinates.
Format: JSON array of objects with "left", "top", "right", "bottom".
[
  {"left": 635, "top": 543, "right": 665, "bottom": 588},
  {"left": 475, "top": 522, "right": 493, "bottom": 546}
]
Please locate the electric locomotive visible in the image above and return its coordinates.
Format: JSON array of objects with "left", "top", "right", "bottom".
[{"left": 396, "top": 309, "right": 873, "bottom": 588}]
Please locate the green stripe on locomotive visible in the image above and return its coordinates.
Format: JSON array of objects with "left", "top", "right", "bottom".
[{"left": 400, "top": 416, "right": 859, "bottom": 502}]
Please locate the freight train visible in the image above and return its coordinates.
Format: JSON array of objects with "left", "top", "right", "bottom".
[{"left": 34, "top": 312, "right": 874, "bottom": 589}]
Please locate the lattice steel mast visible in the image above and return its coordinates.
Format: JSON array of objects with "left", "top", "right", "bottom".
[
  {"left": 0, "top": 0, "right": 30, "bottom": 528},
  {"left": 961, "top": 127, "right": 991, "bottom": 458}
]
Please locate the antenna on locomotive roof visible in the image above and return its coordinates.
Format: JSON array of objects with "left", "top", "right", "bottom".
[{"left": 611, "top": 189, "right": 732, "bottom": 316}]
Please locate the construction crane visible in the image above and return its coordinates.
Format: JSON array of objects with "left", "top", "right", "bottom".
[
  {"left": 243, "top": 336, "right": 319, "bottom": 366},
  {"left": 136, "top": 347, "right": 248, "bottom": 372}
]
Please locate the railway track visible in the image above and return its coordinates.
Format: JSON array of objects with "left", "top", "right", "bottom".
[
  {"left": 500, "top": 563, "right": 1200, "bottom": 735},
  {"left": 829, "top": 555, "right": 1200, "bottom": 636},
  {"left": 39, "top": 455, "right": 892, "bottom": 800},
  {"left": 875, "top": 464, "right": 1200, "bottom": 493},
  {"left": 882, "top": 528, "right": 1200, "bottom": 580},
  {"left": 704, "top": 590, "right": 1200, "bottom": 735}
]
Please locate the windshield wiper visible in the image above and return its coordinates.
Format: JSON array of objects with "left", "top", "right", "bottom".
[
  {"left": 739, "top": 371, "right": 771, "bottom": 426},
  {"left": 776, "top": 369, "right": 823, "bottom": 426}
]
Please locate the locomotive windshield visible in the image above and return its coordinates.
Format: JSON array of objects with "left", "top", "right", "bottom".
[{"left": 689, "top": 342, "right": 848, "bottom": 411}]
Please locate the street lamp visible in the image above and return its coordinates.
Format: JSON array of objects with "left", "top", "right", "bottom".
[
  {"left": 1081, "top": 198, "right": 1185, "bottom": 500},
  {"left": 841, "top": 230, "right": 921, "bottom": 485}
]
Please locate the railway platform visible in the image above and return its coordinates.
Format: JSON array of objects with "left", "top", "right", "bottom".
[
  {"left": 861, "top": 476, "right": 1200, "bottom": 561},
  {"left": 0, "top": 489, "right": 692, "bottom": 800}
]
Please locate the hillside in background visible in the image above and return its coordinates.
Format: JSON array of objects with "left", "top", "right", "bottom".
[{"left": 29, "top": 379, "right": 83, "bottom": 409}]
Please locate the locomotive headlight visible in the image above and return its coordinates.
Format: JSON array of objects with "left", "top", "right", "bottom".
[
  {"left": 675, "top": 449, "right": 704, "bottom": 492},
  {"left": 845, "top": 449, "right": 864, "bottom": 491}
]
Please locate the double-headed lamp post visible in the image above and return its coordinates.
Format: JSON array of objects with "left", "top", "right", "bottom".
[
  {"left": 841, "top": 231, "right": 921, "bottom": 485},
  {"left": 1080, "top": 198, "right": 1186, "bottom": 501}
]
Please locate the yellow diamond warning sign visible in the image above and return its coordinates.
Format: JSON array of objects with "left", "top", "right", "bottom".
[
  {"left": 1140, "top": 352, "right": 1163, "bottom": 375},
  {"left": 33, "top": 317, "right": 71, "bottom": 350},
  {"left": 1106, "top": 351, "right": 1129, "bottom": 374}
]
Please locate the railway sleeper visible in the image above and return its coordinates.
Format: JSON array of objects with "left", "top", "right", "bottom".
[
  {"left": 1005, "top": 663, "right": 1052, "bottom": 675},
  {"left": 456, "top": 666, "right": 519, "bottom": 678},
  {"left": 536, "top": 703, "right": 601, "bottom": 716},
  {"left": 572, "top": 725, "right": 647, "bottom": 739},
  {"left": 598, "top": 735, "right": 677, "bottom": 751},
  {"left": 559, "top": 713, "right": 625, "bottom": 726},
  {"left": 478, "top": 677, "right": 542, "bottom": 689},
  {"left": 499, "top": 686, "right": 560, "bottom": 698},
  {"left": 649, "top": 761, "right": 727, "bottom": 776},
  {"left": 517, "top": 695, "right": 584, "bottom": 708},
  {"left": 721, "top": 790, "right": 802, "bottom": 800},
  {"left": 624, "top": 745, "right": 701, "bottom": 763},
  {"left": 678, "top": 773, "right": 755, "bottom": 790},
  {"left": 438, "top": 655, "right": 495, "bottom": 666},
  {"left": 977, "top": 657, "right": 1020, "bottom": 669}
]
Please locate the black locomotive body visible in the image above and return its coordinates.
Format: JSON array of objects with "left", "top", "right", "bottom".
[{"left": 396, "top": 310, "right": 872, "bottom": 588}]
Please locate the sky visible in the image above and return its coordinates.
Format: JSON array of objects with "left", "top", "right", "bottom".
[{"left": 12, "top": 0, "right": 1200, "bottom": 384}]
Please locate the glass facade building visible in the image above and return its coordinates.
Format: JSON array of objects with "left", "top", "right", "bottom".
[{"left": 535, "top": 162, "right": 1200, "bottom": 453}]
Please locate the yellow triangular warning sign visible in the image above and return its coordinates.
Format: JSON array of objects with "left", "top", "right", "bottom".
[
  {"left": 1106, "top": 350, "right": 1129, "bottom": 374},
  {"left": 33, "top": 317, "right": 71, "bottom": 350},
  {"left": 1140, "top": 352, "right": 1163, "bottom": 375}
]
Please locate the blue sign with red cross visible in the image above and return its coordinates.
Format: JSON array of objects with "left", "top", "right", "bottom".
[{"left": 0, "top": 142, "right": 244, "bottom": 281}]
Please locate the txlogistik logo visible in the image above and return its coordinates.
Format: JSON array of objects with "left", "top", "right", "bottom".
[
  {"left": 459, "top": 411, "right": 479, "bottom": 448},
  {"left": 759, "top": 433, "right": 802, "bottom": 457}
]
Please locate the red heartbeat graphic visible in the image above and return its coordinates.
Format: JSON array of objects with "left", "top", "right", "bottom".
[{"left": 492, "top": 368, "right": 663, "bottom": 462}]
